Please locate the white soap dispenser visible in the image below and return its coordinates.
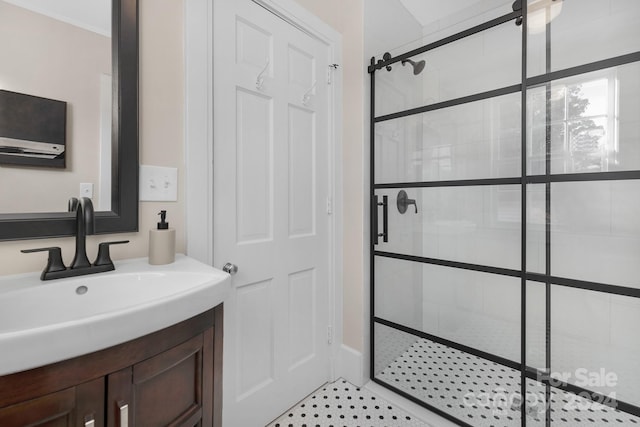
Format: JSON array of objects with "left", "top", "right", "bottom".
[{"left": 149, "top": 210, "right": 175, "bottom": 265}]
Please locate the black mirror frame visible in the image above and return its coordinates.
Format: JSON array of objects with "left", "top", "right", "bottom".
[{"left": 0, "top": 0, "right": 139, "bottom": 241}]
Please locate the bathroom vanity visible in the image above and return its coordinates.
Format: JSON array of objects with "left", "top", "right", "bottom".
[{"left": 0, "top": 256, "right": 230, "bottom": 427}]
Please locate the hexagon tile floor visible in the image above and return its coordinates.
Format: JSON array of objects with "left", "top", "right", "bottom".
[
  {"left": 266, "top": 379, "right": 431, "bottom": 427},
  {"left": 376, "top": 337, "right": 640, "bottom": 427}
]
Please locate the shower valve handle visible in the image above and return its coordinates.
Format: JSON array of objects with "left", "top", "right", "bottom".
[{"left": 397, "top": 190, "right": 418, "bottom": 214}]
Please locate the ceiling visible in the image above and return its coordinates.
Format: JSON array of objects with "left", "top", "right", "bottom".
[
  {"left": 3, "top": 0, "right": 110, "bottom": 37},
  {"left": 399, "top": 0, "right": 482, "bottom": 27},
  {"left": 399, "top": 0, "right": 514, "bottom": 31}
]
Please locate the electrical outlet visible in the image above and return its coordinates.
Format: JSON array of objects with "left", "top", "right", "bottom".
[{"left": 139, "top": 165, "right": 178, "bottom": 201}]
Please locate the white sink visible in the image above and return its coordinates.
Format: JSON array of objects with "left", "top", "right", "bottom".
[{"left": 0, "top": 255, "right": 230, "bottom": 376}]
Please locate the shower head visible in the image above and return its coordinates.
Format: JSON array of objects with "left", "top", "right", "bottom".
[{"left": 401, "top": 58, "right": 426, "bottom": 75}]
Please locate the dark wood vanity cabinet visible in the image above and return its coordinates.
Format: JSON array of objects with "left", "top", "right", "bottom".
[
  {"left": 107, "top": 331, "right": 214, "bottom": 427},
  {"left": 0, "top": 378, "right": 105, "bottom": 427},
  {"left": 0, "top": 305, "right": 223, "bottom": 427}
]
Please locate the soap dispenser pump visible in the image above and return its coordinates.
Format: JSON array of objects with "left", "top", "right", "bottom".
[{"left": 149, "top": 210, "right": 175, "bottom": 265}]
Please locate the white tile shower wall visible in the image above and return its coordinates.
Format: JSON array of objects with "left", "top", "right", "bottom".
[
  {"left": 374, "top": 116, "right": 417, "bottom": 184},
  {"left": 374, "top": 93, "right": 522, "bottom": 184},
  {"left": 550, "top": 287, "right": 640, "bottom": 407},
  {"left": 374, "top": 186, "right": 521, "bottom": 271},
  {"left": 420, "top": 266, "right": 521, "bottom": 361},
  {"left": 525, "top": 282, "right": 547, "bottom": 371},
  {"left": 430, "top": 186, "right": 520, "bottom": 270},
  {"left": 374, "top": 19, "right": 521, "bottom": 118},
  {"left": 375, "top": 256, "right": 523, "bottom": 362},
  {"left": 374, "top": 255, "right": 424, "bottom": 329},
  {"left": 611, "top": 295, "right": 640, "bottom": 354},
  {"left": 549, "top": 180, "right": 640, "bottom": 288}
]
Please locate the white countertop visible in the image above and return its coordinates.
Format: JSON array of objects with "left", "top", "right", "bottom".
[{"left": 0, "top": 255, "right": 230, "bottom": 376}]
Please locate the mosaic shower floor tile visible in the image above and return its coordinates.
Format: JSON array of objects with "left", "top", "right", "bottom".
[
  {"left": 267, "top": 378, "right": 431, "bottom": 427},
  {"left": 376, "top": 337, "right": 640, "bottom": 427}
]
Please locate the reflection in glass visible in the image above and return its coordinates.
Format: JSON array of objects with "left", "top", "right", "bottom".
[
  {"left": 528, "top": 62, "right": 640, "bottom": 175},
  {"left": 375, "top": 93, "right": 521, "bottom": 184},
  {"left": 526, "top": 0, "right": 563, "bottom": 36},
  {"left": 527, "top": 0, "right": 640, "bottom": 77}
]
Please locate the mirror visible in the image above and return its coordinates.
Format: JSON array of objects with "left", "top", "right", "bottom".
[
  {"left": 0, "top": 0, "right": 112, "bottom": 204},
  {"left": 0, "top": 0, "right": 138, "bottom": 240}
]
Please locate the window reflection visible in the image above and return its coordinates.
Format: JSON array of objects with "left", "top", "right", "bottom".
[
  {"left": 526, "top": 62, "right": 640, "bottom": 175},
  {"left": 560, "top": 78, "right": 612, "bottom": 173},
  {"left": 530, "top": 77, "right": 613, "bottom": 173}
]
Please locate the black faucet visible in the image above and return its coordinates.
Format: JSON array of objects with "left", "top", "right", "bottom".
[
  {"left": 21, "top": 197, "right": 129, "bottom": 280},
  {"left": 69, "top": 197, "right": 94, "bottom": 269}
]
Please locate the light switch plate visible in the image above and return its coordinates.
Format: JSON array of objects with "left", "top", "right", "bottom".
[{"left": 139, "top": 165, "right": 178, "bottom": 201}]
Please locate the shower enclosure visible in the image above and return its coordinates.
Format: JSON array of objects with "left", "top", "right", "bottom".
[{"left": 369, "top": 1, "right": 640, "bottom": 426}]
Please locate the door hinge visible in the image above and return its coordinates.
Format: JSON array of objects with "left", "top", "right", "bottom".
[
  {"left": 326, "top": 196, "right": 333, "bottom": 215},
  {"left": 327, "top": 64, "right": 339, "bottom": 85},
  {"left": 327, "top": 325, "right": 333, "bottom": 344}
]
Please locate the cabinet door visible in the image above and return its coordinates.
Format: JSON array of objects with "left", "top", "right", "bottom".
[
  {"left": 107, "top": 332, "right": 212, "bottom": 427},
  {"left": 0, "top": 378, "right": 104, "bottom": 427}
]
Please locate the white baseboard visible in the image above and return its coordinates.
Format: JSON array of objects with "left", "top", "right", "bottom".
[{"left": 338, "top": 344, "right": 365, "bottom": 387}]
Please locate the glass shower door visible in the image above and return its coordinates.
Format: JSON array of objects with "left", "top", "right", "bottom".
[
  {"left": 370, "top": 1, "right": 640, "bottom": 426},
  {"left": 371, "top": 14, "right": 527, "bottom": 425}
]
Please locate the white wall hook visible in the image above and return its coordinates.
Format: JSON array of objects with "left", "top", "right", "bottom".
[
  {"left": 302, "top": 80, "right": 317, "bottom": 106},
  {"left": 256, "top": 57, "right": 270, "bottom": 90}
]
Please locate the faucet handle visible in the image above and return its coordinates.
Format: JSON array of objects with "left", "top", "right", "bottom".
[
  {"left": 68, "top": 197, "right": 79, "bottom": 212},
  {"left": 94, "top": 240, "right": 130, "bottom": 267},
  {"left": 21, "top": 247, "right": 67, "bottom": 280}
]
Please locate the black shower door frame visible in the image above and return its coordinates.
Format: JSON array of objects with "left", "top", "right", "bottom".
[{"left": 368, "top": 2, "right": 640, "bottom": 426}]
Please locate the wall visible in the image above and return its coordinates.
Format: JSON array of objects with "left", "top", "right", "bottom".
[
  {"left": 290, "top": 0, "right": 366, "bottom": 353},
  {"left": 0, "top": 0, "right": 185, "bottom": 275},
  {"left": 2, "top": 0, "right": 368, "bottom": 360}
]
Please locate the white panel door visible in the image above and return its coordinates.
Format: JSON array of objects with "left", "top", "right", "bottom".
[{"left": 213, "top": 0, "right": 332, "bottom": 425}]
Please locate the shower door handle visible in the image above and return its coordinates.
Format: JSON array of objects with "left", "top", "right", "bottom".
[{"left": 373, "top": 195, "right": 388, "bottom": 244}]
